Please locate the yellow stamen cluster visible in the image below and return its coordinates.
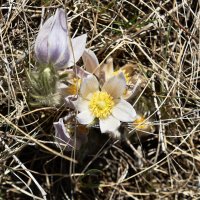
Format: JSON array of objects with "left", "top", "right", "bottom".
[
  {"left": 66, "top": 78, "right": 81, "bottom": 95},
  {"left": 113, "top": 69, "right": 131, "bottom": 84},
  {"left": 133, "top": 116, "right": 148, "bottom": 130},
  {"left": 89, "top": 91, "right": 114, "bottom": 119}
]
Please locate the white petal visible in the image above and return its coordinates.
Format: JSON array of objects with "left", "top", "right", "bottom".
[
  {"left": 112, "top": 99, "right": 137, "bottom": 122},
  {"left": 102, "top": 57, "right": 114, "bottom": 81},
  {"left": 77, "top": 110, "right": 95, "bottom": 125},
  {"left": 73, "top": 66, "right": 90, "bottom": 79},
  {"left": 102, "top": 72, "right": 126, "bottom": 99},
  {"left": 67, "top": 34, "right": 87, "bottom": 67},
  {"left": 99, "top": 115, "right": 120, "bottom": 133},
  {"left": 80, "top": 74, "right": 99, "bottom": 99},
  {"left": 73, "top": 97, "right": 89, "bottom": 112},
  {"left": 82, "top": 49, "right": 99, "bottom": 74}
]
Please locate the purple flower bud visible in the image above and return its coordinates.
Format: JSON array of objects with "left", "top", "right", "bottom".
[
  {"left": 53, "top": 117, "right": 88, "bottom": 151},
  {"left": 53, "top": 118, "right": 73, "bottom": 151},
  {"left": 35, "top": 8, "right": 87, "bottom": 69}
]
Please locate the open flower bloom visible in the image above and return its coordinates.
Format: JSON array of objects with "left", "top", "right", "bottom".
[
  {"left": 74, "top": 73, "right": 137, "bottom": 134},
  {"left": 35, "top": 8, "right": 87, "bottom": 69},
  {"left": 82, "top": 52, "right": 142, "bottom": 100}
]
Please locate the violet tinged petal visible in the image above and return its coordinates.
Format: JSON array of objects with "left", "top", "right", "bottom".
[
  {"left": 53, "top": 10, "right": 72, "bottom": 69},
  {"left": 54, "top": 51, "right": 70, "bottom": 69},
  {"left": 35, "top": 9, "right": 86, "bottom": 69},
  {"left": 47, "top": 9, "right": 70, "bottom": 67},
  {"left": 67, "top": 34, "right": 87, "bottom": 67},
  {"left": 65, "top": 95, "right": 77, "bottom": 109},
  {"left": 35, "top": 37, "right": 48, "bottom": 63},
  {"left": 73, "top": 66, "right": 91, "bottom": 79},
  {"left": 34, "top": 16, "right": 54, "bottom": 63},
  {"left": 82, "top": 49, "right": 99, "bottom": 74},
  {"left": 53, "top": 118, "right": 73, "bottom": 150}
]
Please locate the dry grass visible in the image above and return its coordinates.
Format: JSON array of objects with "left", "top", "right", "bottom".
[{"left": 0, "top": 0, "right": 200, "bottom": 199}]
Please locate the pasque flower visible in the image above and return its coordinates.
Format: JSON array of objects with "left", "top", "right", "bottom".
[
  {"left": 58, "top": 49, "right": 99, "bottom": 103},
  {"left": 74, "top": 73, "right": 137, "bottom": 134},
  {"left": 35, "top": 8, "right": 87, "bottom": 69},
  {"left": 82, "top": 50, "right": 142, "bottom": 100}
]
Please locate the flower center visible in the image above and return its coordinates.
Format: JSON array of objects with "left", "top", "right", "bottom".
[
  {"left": 89, "top": 91, "right": 114, "bottom": 119},
  {"left": 66, "top": 78, "right": 81, "bottom": 95},
  {"left": 133, "top": 116, "right": 148, "bottom": 130}
]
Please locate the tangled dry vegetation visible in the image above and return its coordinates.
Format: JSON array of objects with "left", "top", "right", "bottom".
[{"left": 0, "top": 0, "right": 200, "bottom": 199}]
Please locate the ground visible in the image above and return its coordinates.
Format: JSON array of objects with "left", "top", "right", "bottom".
[{"left": 0, "top": 0, "right": 200, "bottom": 199}]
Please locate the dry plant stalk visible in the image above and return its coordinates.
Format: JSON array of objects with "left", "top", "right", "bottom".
[{"left": 0, "top": 0, "right": 200, "bottom": 199}]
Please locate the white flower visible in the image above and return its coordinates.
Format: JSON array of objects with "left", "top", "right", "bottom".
[{"left": 74, "top": 73, "right": 137, "bottom": 134}]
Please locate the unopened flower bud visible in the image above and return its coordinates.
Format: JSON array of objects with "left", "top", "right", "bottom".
[{"left": 34, "top": 8, "right": 87, "bottom": 70}]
